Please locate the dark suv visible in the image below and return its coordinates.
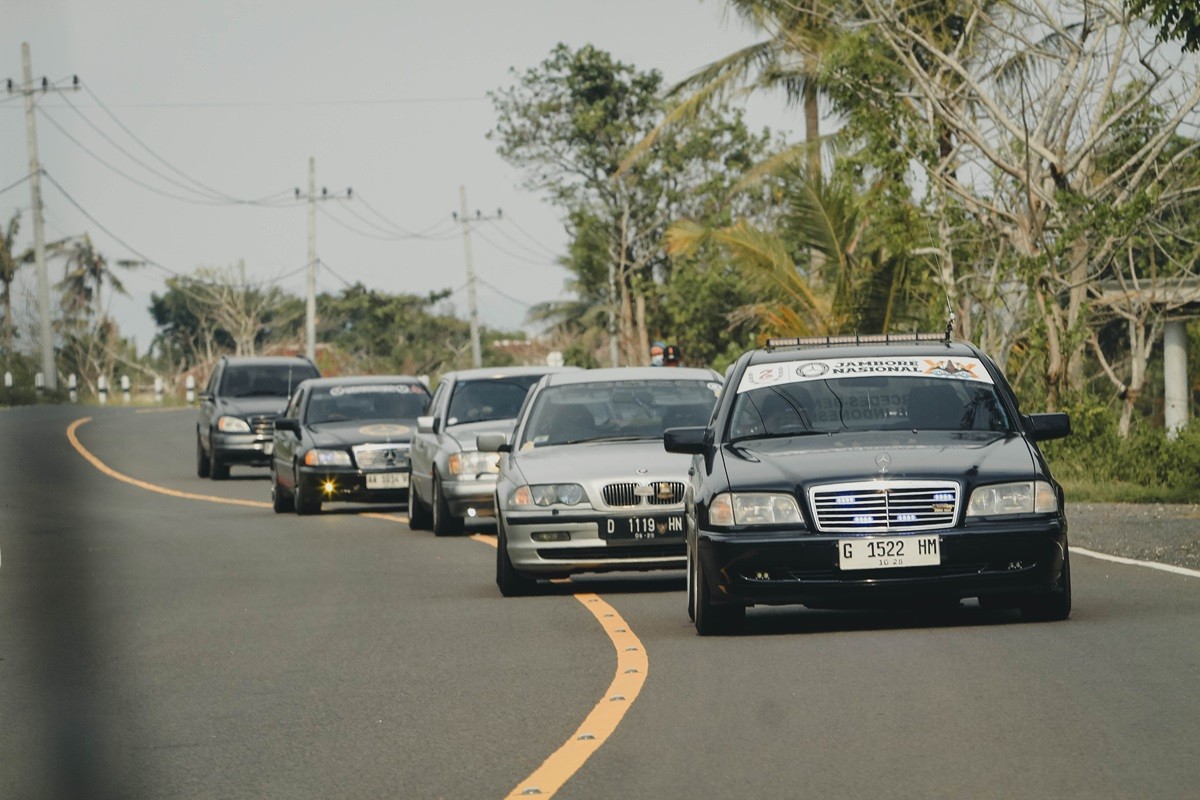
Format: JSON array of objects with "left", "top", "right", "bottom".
[{"left": 196, "top": 355, "right": 320, "bottom": 480}]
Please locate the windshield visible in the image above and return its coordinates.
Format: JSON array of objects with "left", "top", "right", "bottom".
[
  {"left": 518, "top": 379, "right": 720, "bottom": 447},
  {"left": 445, "top": 375, "right": 544, "bottom": 426},
  {"left": 220, "top": 363, "right": 319, "bottom": 398},
  {"left": 730, "top": 369, "right": 1012, "bottom": 441},
  {"left": 305, "top": 383, "right": 430, "bottom": 424}
]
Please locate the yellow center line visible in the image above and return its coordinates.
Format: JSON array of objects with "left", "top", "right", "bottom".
[
  {"left": 67, "top": 417, "right": 271, "bottom": 509},
  {"left": 69, "top": 415, "right": 648, "bottom": 798}
]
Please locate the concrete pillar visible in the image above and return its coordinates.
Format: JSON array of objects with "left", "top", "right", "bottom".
[{"left": 1164, "top": 320, "right": 1188, "bottom": 439}]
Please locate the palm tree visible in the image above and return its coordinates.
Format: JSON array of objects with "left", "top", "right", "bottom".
[{"left": 0, "top": 211, "right": 34, "bottom": 352}]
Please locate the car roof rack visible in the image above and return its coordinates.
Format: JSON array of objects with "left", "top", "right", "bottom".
[{"left": 765, "top": 332, "right": 951, "bottom": 351}]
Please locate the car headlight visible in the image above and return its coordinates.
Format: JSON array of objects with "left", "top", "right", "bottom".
[
  {"left": 448, "top": 450, "right": 499, "bottom": 478},
  {"left": 510, "top": 483, "right": 586, "bottom": 507},
  {"left": 304, "top": 449, "right": 352, "bottom": 467},
  {"left": 216, "top": 415, "right": 250, "bottom": 433},
  {"left": 710, "top": 492, "right": 802, "bottom": 526},
  {"left": 966, "top": 481, "right": 1058, "bottom": 516}
]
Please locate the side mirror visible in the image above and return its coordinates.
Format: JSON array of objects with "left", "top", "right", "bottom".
[
  {"left": 663, "top": 426, "right": 707, "bottom": 455},
  {"left": 198, "top": 391, "right": 213, "bottom": 402},
  {"left": 274, "top": 417, "right": 300, "bottom": 434},
  {"left": 476, "top": 432, "right": 510, "bottom": 453},
  {"left": 1025, "top": 412, "right": 1070, "bottom": 442},
  {"left": 417, "top": 415, "right": 438, "bottom": 434}
]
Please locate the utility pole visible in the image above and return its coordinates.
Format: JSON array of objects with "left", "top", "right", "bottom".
[
  {"left": 453, "top": 186, "right": 500, "bottom": 369},
  {"left": 294, "top": 157, "right": 349, "bottom": 363},
  {"left": 8, "top": 44, "right": 78, "bottom": 391}
]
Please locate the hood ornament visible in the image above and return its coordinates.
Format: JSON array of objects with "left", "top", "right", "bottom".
[{"left": 875, "top": 452, "right": 892, "bottom": 473}]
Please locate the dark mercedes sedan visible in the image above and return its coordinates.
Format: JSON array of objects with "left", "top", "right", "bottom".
[
  {"left": 665, "top": 334, "right": 1072, "bottom": 635},
  {"left": 270, "top": 376, "right": 431, "bottom": 515}
]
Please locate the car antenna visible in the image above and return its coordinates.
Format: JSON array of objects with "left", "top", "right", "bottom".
[{"left": 944, "top": 297, "right": 956, "bottom": 345}]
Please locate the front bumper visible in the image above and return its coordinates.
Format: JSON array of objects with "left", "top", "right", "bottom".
[
  {"left": 504, "top": 510, "right": 686, "bottom": 576},
  {"left": 696, "top": 517, "right": 1067, "bottom": 608},
  {"left": 440, "top": 477, "right": 499, "bottom": 518},
  {"left": 297, "top": 466, "right": 410, "bottom": 504},
  {"left": 213, "top": 433, "right": 274, "bottom": 466}
]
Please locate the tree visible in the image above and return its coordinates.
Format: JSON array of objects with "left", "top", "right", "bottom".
[
  {"left": 0, "top": 211, "right": 34, "bottom": 352},
  {"left": 491, "top": 43, "right": 777, "bottom": 366},
  {"left": 1127, "top": 0, "right": 1200, "bottom": 51},
  {"left": 852, "top": 0, "right": 1200, "bottom": 407}
]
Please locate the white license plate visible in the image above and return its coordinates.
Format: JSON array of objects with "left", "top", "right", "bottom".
[
  {"left": 366, "top": 472, "right": 408, "bottom": 490},
  {"left": 838, "top": 535, "right": 940, "bottom": 570}
]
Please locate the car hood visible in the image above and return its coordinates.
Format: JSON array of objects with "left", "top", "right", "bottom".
[
  {"left": 446, "top": 419, "right": 517, "bottom": 452},
  {"left": 306, "top": 420, "right": 418, "bottom": 448},
  {"left": 513, "top": 439, "right": 690, "bottom": 484},
  {"left": 220, "top": 396, "right": 289, "bottom": 417},
  {"left": 722, "top": 431, "right": 1039, "bottom": 489}
]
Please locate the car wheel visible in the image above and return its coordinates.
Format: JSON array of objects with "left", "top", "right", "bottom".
[
  {"left": 407, "top": 469, "right": 432, "bottom": 530},
  {"left": 293, "top": 469, "right": 322, "bottom": 515},
  {"left": 693, "top": 546, "right": 744, "bottom": 636},
  {"left": 1020, "top": 547, "right": 1072, "bottom": 622},
  {"left": 431, "top": 473, "right": 464, "bottom": 536},
  {"left": 196, "top": 434, "right": 210, "bottom": 478},
  {"left": 209, "top": 445, "right": 229, "bottom": 481},
  {"left": 496, "top": 517, "right": 537, "bottom": 597},
  {"left": 271, "top": 469, "right": 291, "bottom": 514}
]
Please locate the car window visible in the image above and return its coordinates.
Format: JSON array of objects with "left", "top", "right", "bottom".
[
  {"left": 306, "top": 384, "right": 431, "bottom": 424},
  {"left": 446, "top": 376, "right": 543, "bottom": 426},
  {"left": 285, "top": 388, "right": 305, "bottom": 418},
  {"left": 220, "top": 364, "right": 319, "bottom": 398},
  {"left": 729, "top": 371, "right": 1012, "bottom": 440},
  {"left": 519, "top": 380, "right": 720, "bottom": 447}
]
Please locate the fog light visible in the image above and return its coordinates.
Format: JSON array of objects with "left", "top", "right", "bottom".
[
  {"left": 467, "top": 508, "right": 477, "bottom": 518},
  {"left": 532, "top": 531, "right": 571, "bottom": 542},
  {"left": 323, "top": 480, "right": 336, "bottom": 494}
]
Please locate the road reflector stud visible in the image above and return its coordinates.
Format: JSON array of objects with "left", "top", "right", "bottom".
[
  {"left": 577, "top": 733, "right": 596, "bottom": 741},
  {"left": 624, "top": 668, "right": 640, "bottom": 674},
  {"left": 521, "top": 789, "right": 542, "bottom": 795},
  {"left": 609, "top": 695, "right": 626, "bottom": 702},
  {"left": 624, "top": 646, "right": 639, "bottom": 652}
]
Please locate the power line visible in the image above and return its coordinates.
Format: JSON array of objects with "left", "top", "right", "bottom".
[
  {"left": 472, "top": 227, "right": 559, "bottom": 267},
  {"left": 353, "top": 192, "right": 458, "bottom": 238},
  {"left": 0, "top": 172, "right": 34, "bottom": 197},
  {"left": 477, "top": 277, "right": 533, "bottom": 309},
  {"left": 500, "top": 213, "right": 561, "bottom": 258},
  {"left": 488, "top": 218, "right": 561, "bottom": 261}
]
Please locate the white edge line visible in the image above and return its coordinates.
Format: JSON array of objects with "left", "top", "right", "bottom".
[{"left": 1071, "top": 546, "right": 1200, "bottom": 579}]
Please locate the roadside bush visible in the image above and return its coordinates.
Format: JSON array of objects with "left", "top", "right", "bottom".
[{"left": 1041, "top": 395, "right": 1200, "bottom": 502}]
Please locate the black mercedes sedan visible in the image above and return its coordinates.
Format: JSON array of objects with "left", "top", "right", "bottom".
[
  {"left": 270, "top": 375, "right": 431, "bottom": 515},
  {"left": 664, "top": 334, "right": 1072, "bottom": 635}
]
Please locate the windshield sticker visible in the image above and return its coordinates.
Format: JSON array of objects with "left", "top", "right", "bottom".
[
  {"left": 737, "top": 356, "right": 993, "bottom": 392},
  {"left": 358, "top": 424, "right": 411, "bottom": 436},
  {"left": 329, "top": 384, "right": 427, "bottom": 397}
]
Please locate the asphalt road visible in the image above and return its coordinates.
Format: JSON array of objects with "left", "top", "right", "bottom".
[{"left": 2, "top": 404, "right": 1198, "bottom": 799}]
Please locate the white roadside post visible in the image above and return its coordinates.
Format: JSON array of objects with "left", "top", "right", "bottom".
[
  {"left": 121, "top": 375, "right": 131, "bottom": 404},
  {"left": 34, "top": 372, "right": 44, "bottom": 394},
  {"left": 68, "top": 374, "right": 77, "bottom": 403},
  {"left": 185, "top": 375, "right": 196, "bottom": 403},
  {"left": 3, "top": 372, "right": 11, "bottom": 389},
  {"left": 154, "top": 377, "right": 164, "bottom": 403},
  {"left": 98, "top": 375, "right": 108, "bottom": 405}
]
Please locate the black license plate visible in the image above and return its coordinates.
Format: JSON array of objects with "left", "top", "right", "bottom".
[{"left": 601, "top": 515, "right": 685, "bottom": 540}]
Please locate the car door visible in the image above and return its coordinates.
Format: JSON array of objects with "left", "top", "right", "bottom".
[
  {"left": 412, "top": 377, "right": 454, "bottom": 504},
  {"left": 273, "top": 387, "right": 306, "bottom": 491},
  {"left": 198, "top": 361, "right": 223, "bottom": 451}
]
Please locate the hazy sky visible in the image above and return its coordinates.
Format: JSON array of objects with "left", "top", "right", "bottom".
[{"left": 1, "top": 1, "right": 793, "bottom": 354}]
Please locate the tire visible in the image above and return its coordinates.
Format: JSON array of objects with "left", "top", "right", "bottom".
[
  {"left": 209, "top": 446, "right": 229, "bottom": 481},
  {"left": 407, "top": 469, "right": 432, "bottom": 530},
  {"left": 431, "top": 473, "right": 464, "bottom": 536},
  {"left": 196, "top": 434, "right": 210, "bottom": 478},
  {"left": 1020, "top": 547, "right": 1072, "bottom": 622},
  {"left": 271, "top": 470, "right": 291, "bottom": 514},
  {"left": 693, "top": 546, "right": 744, "bottom": 636},
  {"left": 496, "top": 517, "right": 537, "bottom": 597},
  {"left": 293, "top": 469, "right": 322, "bottom": 515}
]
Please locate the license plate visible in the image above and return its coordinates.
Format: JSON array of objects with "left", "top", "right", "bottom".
[
  {"left": 601, "top": 515, "right": 685, "bottom": 540},
  {"left": 838, "top": 535, "right": 940, "bottom": 570},
  {"left": 366, "top": 472, "right": 408, "bottom": 490}
]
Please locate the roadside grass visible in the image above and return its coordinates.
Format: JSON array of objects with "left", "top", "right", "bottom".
[{"left": 1058, "top": 478, "right": 1200, "bottom": 505}]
